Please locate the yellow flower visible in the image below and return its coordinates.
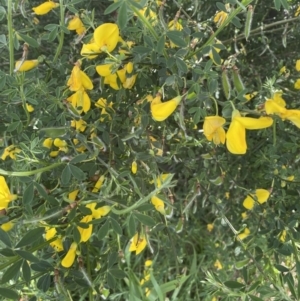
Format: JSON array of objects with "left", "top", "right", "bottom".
[
  {"left": 0, "top": 177, "right": 17, "bottom": 210},
  {"left": 93, "top": 23, "right": 119, "bottom": 53},
  {"left": 279, "top": 230, "right": 287, "bottom": 242},
  {"left": 150, "top": 95, "right": 182, "bottom": 121},
  {"left": 67, "top": 16, "right": 86, "bottom": 35},
  {"left": 67, "top": 88, "right": 91, "bottom": 114},
  {"left": 85, "top": 203, "right": 111, "bottom": 219},
  {"left": 151, "top": 196, "right": 165, "bottom": 215},
  {"left": 138, "top": 8, "right": 157, "bottom": 24},
  {"left": 237, "top": 228, "right": 250, "bottom": 240},
  {"left": 151, "top": 173, "right": 170, "bottom": 188},
  {"left": 244, "top": 91, "right": 258, "bottom": 102},
  {"left": 71, "top": 119, "right": 87, "bottom": 132},
  {"left": 45, "top": 227, "right": 63, "bottom": 251},
  {"left": 214, "top": 259, "right": 223, "bottom": 270},
  {"left": 129, "top": 233, "right": 147, "bottom": 255},
  {"left": 123, "top": 63, "right": 137, "bottom": 89},
  {"left": 54, "top": 138, "right": 67, "bottom": 148},
  {"left": 32, "top": 1, "right": 59, "bottom": 15},
  {"left": 61, "top": 242, "right": 77, "bottom": 268},
  {"left": 73, "top": 139, "right": 86, "bottom": 152},
  {"left": 92, "top": 175, "right": 105, "bottom": 193},
  {"left": 49, "top": 150, "right": 59, "bottom": 157},
  {"left": 131, "top": 161, "right": 137, "bottom": 174},
  {"left": 241, "top": 212, "right": 248, "bottom": 220},
  {"left": 95, "top": 98, "right": 114, "bottom": 121},
  {"left": 96, "top": 64, "right": 126, "bottom": 90},
  {"left": 1, "top": 145, "right": 21, "bottom": 160},
  {"left": 43, "top": 138, "right": 53, "bottom": 149},
  {"left": 67, "top": 63, "right": 93, "bottom": 92},
  {"left": 69, "top": 189, "right": 79, "bottom": 201},
  {"left": 26, "top": 103, "right": 34, "bottom": 112},
  {"left": 15, "top": 60, "right": 38, "bottom": 72},
  {"left": 243, "top": 189, "right": 270, "bottom": 210},
  {"left": 296, "top": 60, "right": 300, "bottom": 71},
  {"left": 1, "top": 221, "right": 14, "bottom": 232},
  {"left": 78, "top": 215, "right": 93, "bottom": 242},
  {"left": 214, "top": 11, "right": 228, "bottom": 27},
  {"left": 294, "top": 79, "right": 300, "bottom": 90},
  {"left": 279, "top": 66, "right": 287, "bottom": 74},
  {"left": 80, "top": 43, "right": 101, "bottom": 59},
  {"left": 226, "top": 110, "right": 273, "bottom": 154},
  {"left": 295, "top": 6, "right": 300, "bottom": 17},
  {"left": 207, "top": 223, "right": 214, "bottom": 232},
  {"left": 168, "top": 20, "right": 183, "bottom": 48},
  {"left": 203, "top": 116, "right": 226, "bottom": 145},
  {"left": 145, "top": 260, "right": 152, "bottom": 267}
]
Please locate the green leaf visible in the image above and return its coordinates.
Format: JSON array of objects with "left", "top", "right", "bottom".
[
  {"left": 70, "top": 153, "right": 88, "bottom": 164},
  {"left": 17, "top": 32, "right": 39, "bottom": 48},
  {"left": 230, "top": 16, "right": 242, "bottom": 28},
  {"left": 156, "top": 35, "right": 165, "bottom": 54},
  {"left": 176, "top": 58, "right": 188, "bottom": 74},
  {"left": 166, "top": 31, "right": 187, "bottom": 47},
  {"left": 274, "top": 264, "right": 289, "bottom": 272},
  {"left": 224, "top": 281, "right": 245, "bottom": 289},
  {"left": 22, "top": 182, "right": 34, "bottom": 206},
  {"left": 0, "top": 228, "right": 12, "bottom": 248},
  {"left": 61, "top": 165, "right": 71, "bottom": 186},
  {"left": 1, "top": 260, "right": 22, "bottom": 283},
  {"left": 110, "top": 217, "right": 123, "bottom": 235},
  {"left": 37, "top": 274, "right": 51, "bottom": 292},
  {"left": 0, "top": 287, "right": 19, "bottom": 299},
  {"left": 109, "top": 268, "right": 126, "bottom": 279},
  {"left": 15, "top": 227, "right": 44, "bottom": 248},
  {"left": 274, "top": 0, "right": 281, "bottom": 10},
  {"left": 69, "top": 164, "right": 86, "bottom": 180},
  {"left": 107, "top": 271, "right": 116, "bottom": 289},
  {"left": 128, "top": 214, "right": 136, "bottom": 237},
  {"left": 104, "top": 1, "right": 122, "bottom": 14},
  {"left": 249, "top": 295, "right": 264, "bottom": 301},
  {"left": 280, "top": 0, "right": 289, "bottom": 9},
  {"left": 134, "top": 213, "right": 156, "bottom": 227},
  {"left": 98, "top": 220, "right": 109, "bottom": 240},
  {"left": 22, "top": 260, "right": 31, "bottom": 283},
  {"left": 0, "top": 6, "right": 6, "bottom": 21},
  {"left": 14, "top": 250, "right": 40, "bottom": 263},
  {"left": 118, "top": 2, "right": 128, "bottom": 30},
  {"left": 33, "top": 182, "right": 49, "bottom": 199},
  {"left": 216, "top": 2, "right": 227, "bottom": 12}
]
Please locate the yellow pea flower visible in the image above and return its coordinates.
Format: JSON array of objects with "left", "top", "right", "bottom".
[
  {"left": 131, "top": 161, "right": 137, "bottom": 174},
  {"left": 92, "top": 175, "right": 105, "bottom": 193},
  {"left": 1, "top": 145, "right": 21, "bottom": 160},
  {"left": 95, "top": 98, "right": 114, "bottom": 121},
  {"left": 49, "top": 151, "right": 59, "bottom": 157},
  {"left": 80, "top": 43, "right": 100, "bottom": 59},
  {"left": 150, "top": 95, "right": 182, "bottom": 121},
  {"left": 129, "top": 233, "right": 147, "bottom": 255},
  {"left": 237, "top": 228, "right": 250, "bottom": 240},
  {"left": 1, "top": 221, "right": 14, "bottom": 232},
  {"left": 44, "top": 227, "right": 63, "bottom": 251},
  {"left": 0, "top": 176, "right": 17, "bottom": 210},
  {"left": 78, "top": 215, "right": 93, "bottom": 242},
  {"left": 213, "top": 11, "right": 228, "bottom": 27},
  {"left": 67, "top": 88, "right": 91, "bottom": 114},
  {"left": 67, "top": 16, "right": 86, "bottom": 35},
  {"left": 69, "top": 190, "right": 79, "bottom": 201},
  {"left": 93, "top": 23, "right": 119, "bottom": 53},
  {"left": 243, "top": 189, "right": 270, "bottom": 210},
  {"left": 279, "top": 230, "right": 287, "bottom": 242},
  {"left": 294, "top": 79, "right": 300, "bottom": 90},
  {"left": 241, "top": 212, "right": 248, "bottom": 220},
  {"left": 43, "top": 138, "right": 53, "bottom": 149},
  {"left": 207, "top": 223, "right": 214, "bottom": 232},
  {"left": 61, "top": 242, "right": 78, "bottom": 268},
  {"left": 67, "top": 63, "right": 93, "bottom": 91},
  {"left": 138, "top": 8, "right": 157, "bottom": 24},
  {"left": 226, "top": 110, "right": 273, "bottom": 154},
  {"left": 168, "top": 20, "right": 183, "bottom": 48},
  {"left": 96, "top": 64, "right": 126, "bottom": 90},
  {"left": 151, "top": 196, "right": 165, "bottom": 215},
  {"left": 123, "top": 63, "right": 137, "bottom": 89},
  {"left": 73, "top": 139, "right": 86, "bottom": 152},
  {"left": 296, "top": 60, "right": 300, "bottom": 71},
  {"left": 26, "top": 103, "right": 34, "bottom": 112},
  {"left": 203, "top": 116, "right": 226, "bottom": 145},
  {"left": 85, "top": 203, "right": 111, "bottom": 219},
  {"left": 214, "top": 259, "right": 223, "bottom": 270},
  {"left": 15, "top": 60, "right": 38, "bottom": 72},
  {"left": 244, "top": 91, "right": 258, "bottom": 102},
  {"left": 32, "top": 1, "right": 59, "bottom": 15},
  {"left": 53, "top": 138, "right": 68, "bottom": 153},
  {"left": 71, "top": 119, "right": 87, "bottom": 132}
]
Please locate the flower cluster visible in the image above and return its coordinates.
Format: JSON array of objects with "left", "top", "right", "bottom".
[
  {"left": 43, "top": 138, "right": 68, "bottom": 157},
  {"left": 67, "top": 15, "right": 86, "bottom": 36},
  {"left": 1, "top": 145, "right": 21, "bottom": 160}
]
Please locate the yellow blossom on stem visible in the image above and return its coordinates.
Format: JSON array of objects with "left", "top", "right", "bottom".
[
  {"left": 71, "top": 119, "right": 87, "bottom": 132},
  {"left": 150, "top": 94, "right": 182, "bottom": 121},
  {"left": 26, "top": 103, "right": 34, "bottom": 112},
  {"left": 241, "top": 212, "right": 248, "bottom": 220},
  {"left": 0, "top": 176, "right": 17, "bottom": 210},
  {"left": 279, "top": 230, "right": 287, "bottom": 242},
  {"left": 32, "top": 1, "right": 59, "bottom": 15},
  {"left": 67, "top": 16, "right": 86, "bottom": 35},
  {"left": 214, "top": 259, "right": 223, "bottom": 270},
  {"left": 214, "top": 11, "right": 228, "bottom": 27},
  {"left": 243, "top": 189, "right": 270, "bottom": 210},
  {"left": 67, "top": 63, "right": 93, "bottom": 92},
  {"left": 95, "top": 98, "right": 114, "bottom": 121},
  {"left": 296, "top": 60, "right": 300, "bottom": 71},
  {"left": 43, "top": 138, "right": 53, "bottom": 149},
  {"left": 67, "top": 88, "right": 91, "bottom": 114},
  {"left": 294, "top": 79, "right": 300, "bottom": 90},
  {"left": 129, "top": 233, "right": 147, "bottom": 255},
  {"left": 96, "top": 64, "right": 128, "bottom": 90},
  {"left": 123, "top": 63, "right": 137, "bottom": 89},
  {"left": 85, "top": 203, "right": 111, "bottom": 219},
  {"left": 1, "top": 145, "right": 21, "bottom": 160},
  {"left": 244, "top": 91, "right": 258, "bottom": 102},
  {"left": 1, "top": 221, "right": 14, "bottom": 232},
  {"left": 138, "top": 7, "right": 157, "bottom": 24},
  {"left": 45, "top": 227, "right": 63, "bottom": 251},
  {"left": 226, "top": 110, "right": 273, "bottom": 154},
  {"left": 168, "top": 20, "right": 183, "bottom": 48},
  {"left": 207, "top": 223, "right": 214, "bottom": 232},
  {"left": 61, "top": 242, "right": 78, "bottom": 268},
  {"left": 203, "top": 116, "right": 226, "bottom": 145},
  {"left": 151, "top": 196, "right": 165, "bottom": 215},
  {"left": 73, "top": 139, "right": 86, "bottom": 152},
  {"left": 15, "top": 60, "right": 39, "bottom": 72},
  {"left": 78, "top": 215, "right": 93, "bottom": 242},
  {"left": 237, "top": 228, "right": 250, "bottom": 240},
  {"left": 80, "top": 43, "right": 101, "bottom": 59},
  {"left": 69, "top": 189, "right": 79, "bottom": 201},
  {"left": 92, "top": 175, "right": 105, "bottom": 193},
  {"left": 296, "top": 6, "right": 300, "bottom": 17},
  {"left": 131, "top": 161, "right": 137, "bottom": 174}
]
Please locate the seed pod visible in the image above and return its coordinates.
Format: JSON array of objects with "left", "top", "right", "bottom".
[
  {"left": 232, "top": 66, "right": 245, "bottom": 93},
  {"left": 221, "top": 68, "right": 231, "bottom": 99},
  {"left": 245, "top": 5, "right": 254, "bottom": 41}
]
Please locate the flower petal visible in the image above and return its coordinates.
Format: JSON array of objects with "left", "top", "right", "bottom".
[
  {"left": 235, "top": 116, "right": 273, "bottom": 130},
  {"left": 226, "top": 119, "right": 246, "bottom": 154},
  {"left": 94, "top": 23, "right": 119, "bottom": 53}
]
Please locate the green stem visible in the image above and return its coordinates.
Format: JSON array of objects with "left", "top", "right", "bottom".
[
  {"left": 0, "top": 162, "right": 64, "bottom": 176},
  {"left": 20, "top": 84, "right": 30, "bottom": 127},
  {"left": 53, "top": 0, "right": 65, "bottom": 63},
  {"left": 188, "top": 0, "right": 254, "bottom": 59},
  {"left": 273, "top": 121, "right": 276, "bottom": 146},
  {"left": 7, "top": 0, "right": 14, "bottom": 75}
]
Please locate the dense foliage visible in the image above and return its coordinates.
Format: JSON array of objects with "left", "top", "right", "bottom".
[{"left": 1, "top": 0, "right": 300, "bottom": 300}]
